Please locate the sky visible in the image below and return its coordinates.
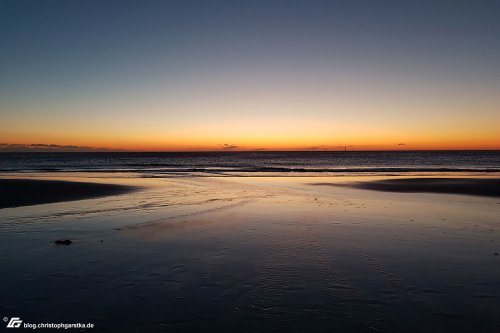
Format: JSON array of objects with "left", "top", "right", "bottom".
[{"left": 1, "top": 0, "right": 499, "bottom": 151}]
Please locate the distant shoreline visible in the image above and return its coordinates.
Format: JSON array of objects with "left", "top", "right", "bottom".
[{"left": 0, "top": 179, "right": 138, "bottom": 209}]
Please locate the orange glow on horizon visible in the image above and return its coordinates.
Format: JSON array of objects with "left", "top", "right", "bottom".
[
  {"left": 3, "top": 111, "right": 499, "bottom": 152},
  {"left": 2, "top": 136, "right": 499, "bottom": 152}
]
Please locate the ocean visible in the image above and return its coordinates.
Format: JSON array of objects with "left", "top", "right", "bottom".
[{"left": 1, "top": 151, "right": 499, "bottom": 176}]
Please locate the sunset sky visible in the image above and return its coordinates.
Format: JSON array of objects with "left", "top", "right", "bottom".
[{"left": 1, "top": 0, "right": 499, "bottom": 151}]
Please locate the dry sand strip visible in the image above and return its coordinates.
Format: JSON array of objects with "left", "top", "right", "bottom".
[
  {"left": 0, "top": 179, "right": 138, "bottom": 209},
  {"left": 311, "top": 178, "right": 500, "bottom": 198}
]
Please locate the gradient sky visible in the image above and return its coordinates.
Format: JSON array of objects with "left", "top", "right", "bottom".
[{"left": 1, "top": 0, "right": 499, "bottom": 151}]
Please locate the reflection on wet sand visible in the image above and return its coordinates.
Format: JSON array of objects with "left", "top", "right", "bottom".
[{"left": 1, "top": 175, "right": 500, "bottom": 332}]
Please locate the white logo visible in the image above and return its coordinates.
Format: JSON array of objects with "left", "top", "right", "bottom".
[{"left": 6, "top": 317, "right": 22, "bottom": 328}]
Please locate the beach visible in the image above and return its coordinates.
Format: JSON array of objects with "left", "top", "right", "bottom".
[{"left": 1, "top": 174, "right": 500, "bottom": 332}]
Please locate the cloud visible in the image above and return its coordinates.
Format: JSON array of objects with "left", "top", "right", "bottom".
[
  {"left": 220, "top": 144, "right": 239, "bottom": 150},
  {"left": 397, "top": 143, "right": 406, "bottom": 146},
  {"left": 305, "top": 145, "right": 326, "bottom": 151},
  {"left": 0, "top": 143, "right": 119, "bottom": 152},
  {"left": 320, "top": 145, "right": 356, "bottom": 151}
]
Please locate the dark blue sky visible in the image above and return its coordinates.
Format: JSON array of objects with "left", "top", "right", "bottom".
[{"left": 2, "top": 0, "right": 499, "bottom": 89}]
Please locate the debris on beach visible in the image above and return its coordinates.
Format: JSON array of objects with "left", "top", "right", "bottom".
[{"left": 54, "top": 239, "right": 72, "bottom": 245}]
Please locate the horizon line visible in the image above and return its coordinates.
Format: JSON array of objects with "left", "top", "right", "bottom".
[{"left": 1, "top": 149, "right": 500, "bottom": 153}]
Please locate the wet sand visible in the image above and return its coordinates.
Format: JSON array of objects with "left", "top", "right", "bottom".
[
  {"left": 311, "top": 177, "right": 500, "bottom": 198},
  {"left": 1, "top": 175, "right": 500, "bottom": 332},
  {"left": 0, "top": 179, "right": 137, "bottom": 209}
]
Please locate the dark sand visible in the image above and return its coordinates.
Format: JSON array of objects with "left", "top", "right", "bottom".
[
  {"left": 0, "top": 179, "right": 137, "bottom": 209},
  {"left": 312, "top": 177, "right": 500, "bottom": 198}
]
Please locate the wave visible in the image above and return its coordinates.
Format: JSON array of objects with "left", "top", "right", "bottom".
[{"left": 1, "top": 166, "right": 499, "bottom": 175}]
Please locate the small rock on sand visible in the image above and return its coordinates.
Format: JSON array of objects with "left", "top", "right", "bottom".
[{"left": 54, "top": 239, "right": 72, "bottom": 245}]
